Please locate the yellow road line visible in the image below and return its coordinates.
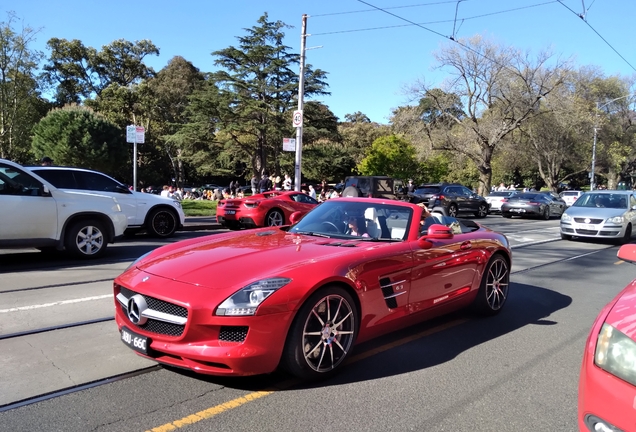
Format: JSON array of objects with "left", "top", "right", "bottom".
[
  {"left": 615, "top": 260, "right": 625, "bottom": 265},
  {"left": 147, "top": 317, "right": 468, "bottom": 431}
]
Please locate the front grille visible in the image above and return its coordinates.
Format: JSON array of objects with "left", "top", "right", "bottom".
[
  {"left": 574, "top": 218, "right": 604, "bottom": 224},
  {"left": 576, "top": 229, "right": 598, "bottom": 235},
  {"left": 219, "top": 326, "right": 249, "bottom": 342},
  {"left": 118, "top": 285, "right": 188, "bottom": 337}
]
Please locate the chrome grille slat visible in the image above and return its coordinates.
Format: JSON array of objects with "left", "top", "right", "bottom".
[{"left": 117, "top": 285, "right": 188, "bottom": 336}]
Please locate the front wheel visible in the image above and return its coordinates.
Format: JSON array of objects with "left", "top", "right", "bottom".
[
  {"left": 265, "top": 209, "right": 284, "bottom": 226},
  {"left": 147, "top": 208, "right": 178, "bottom": 237},
  {"left": 475, "top": 203, "right": 488, "bottom": 218},
  {"left": 65, "top": 219, "right": 107, "bottom": 259},
  {"left": 619, "top": 224, "right": 632, "bottom": 245},
  {"left": 447, "top": 203, "right": 458, "bottom": 217},
  {"left": 561, "top": 233, "right": 572, "bottom": 241},
  {"left": 283, "top": 286, "right": 358, "bottom": 380},
  {"left": 472, "top": 254, "right": 509, "bottom": 316}
]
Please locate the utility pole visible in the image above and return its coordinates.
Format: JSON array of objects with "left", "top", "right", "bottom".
[
  {"left": 294, "top": 14, "right": 307, "bottom": 192},
  {"left": 591, "top": 103, "right": 598, "bottom": 191}
]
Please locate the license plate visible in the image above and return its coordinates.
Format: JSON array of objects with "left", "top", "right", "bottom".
[
  {"left": 121, "top": 326, "right": 150, "bottom": 355},
  {"left": 511, "top": 208, "right": 525, "bottom": 213},
  {"left": 577, "top": 224, "right": 596, "bottom": 230},
  {"left": 225, "top": 210, "right": 236, "bottom": 215}
]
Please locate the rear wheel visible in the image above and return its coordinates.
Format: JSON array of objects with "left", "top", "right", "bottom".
[
  {"left": 472, "top": 254, "right": 509, "bottom": 316},
  {"left": 542, "top": 206, "right": 550, "bottom": 220},
  {"left": 447, "top": 203, "right": 458, "bottom": 217},
  {"left": 65, "top": 219, "right": 107, "bottom": 259},
  {"left": 502, "top": 213, "right": 512, "bottom": 219},
  {"left": 283, "top": 286, "right": 358, "bottom": 380},
  {"left": 266, "top": 209, "right": 284, "bottom": 226},
  {"left": 147, "top": 208, "right": 178, "bottom": 237}
]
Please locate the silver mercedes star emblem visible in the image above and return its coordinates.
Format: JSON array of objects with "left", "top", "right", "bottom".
[
  {"left": 127, "top": 294, "right": 148, "bottom": 325},
  {"left": 584, "top": 218, "right": 591, "bottom": 224}
]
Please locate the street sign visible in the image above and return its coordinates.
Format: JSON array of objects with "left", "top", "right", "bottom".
[
  {"left": 292, "top": 110, "right": 303, "bottom": 128},
  {"left": 126, "top": 125, "right": 145, "bottom": 143},
  {"left": 283, "top": 138, "right": 296, "bottom": 151}
]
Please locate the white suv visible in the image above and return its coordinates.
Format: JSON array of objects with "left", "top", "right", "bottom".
[
  {"left": 0, "top": 159, "right": 127, "bottom": 258},
  {"left": 29, "top": 166, "right": 185, "bottom": 237}
]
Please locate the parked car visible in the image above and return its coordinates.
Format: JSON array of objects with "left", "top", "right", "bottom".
[
  {"left": 578, "top": 243, "right": 636, "bottom": 431},
  {"left": 485, "top": 191, "right": 518, "bottom": 214},
  {"left": 560, "top": 191, "right": 636, "bottom": 243},
  {"left": 559, "top": 190, "right": 584, "bottom": 207},
  {"left": 501, "top": 192, "right": 566, "bottom": 219},
  {"left": 114, "top": 197, "right": 511, "bottom": 379},
  {"left": 29, "top": 166, "right": 185, "bottom": 238},
  {"left": 0, "top": 159, "right": 127, "bottom": 258},
  {"left": 216, "top": 190, "right": 319, "bottom": 229},
  {"left": 408, "top": 183, "right": 489, "bottom": 218},
  {"left": 340, "top": 176, "right": 401, "bottom": 199}
]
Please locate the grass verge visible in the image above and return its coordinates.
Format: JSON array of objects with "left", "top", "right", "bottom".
[{"left": 181, "top": 200, "right": 218, "bottom": 217}]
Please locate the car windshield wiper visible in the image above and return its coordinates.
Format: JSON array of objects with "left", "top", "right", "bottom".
[{"left": 293, "top": 230, "right": 332, "bottom": 238}]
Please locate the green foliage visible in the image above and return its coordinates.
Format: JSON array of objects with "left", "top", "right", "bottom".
[
  {"left": 31, "top": 105, "right": 128, "bottom": 175},
  {"left": 180, "top": 199, "right": 217, "bottom": 216},
  {"left": 358, "top": 135, "right": 420, "bottom": 180}
]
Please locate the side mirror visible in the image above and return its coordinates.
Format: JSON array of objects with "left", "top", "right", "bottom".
[
  {"left": 289, "top": 211, "right": 303, "bottom": 225},
  {"left": 424, "top": 224, "right": 454, "bottom": 239},
  {"left": 617, "top": 244, "right": 636, "bottom": 263}
]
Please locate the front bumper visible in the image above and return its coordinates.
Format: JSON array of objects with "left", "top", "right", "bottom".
[{"left": 560, "top": 221, "right": 624, "bottom": 238}]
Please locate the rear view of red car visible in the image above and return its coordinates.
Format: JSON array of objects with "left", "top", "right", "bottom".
[{"left": 578, "top": 244, "right": 636, "bottom": 431}]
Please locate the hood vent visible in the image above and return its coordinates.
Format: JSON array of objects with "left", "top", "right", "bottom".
[{"left": 379, "top": 277, "right": 407, "bottom": 309}]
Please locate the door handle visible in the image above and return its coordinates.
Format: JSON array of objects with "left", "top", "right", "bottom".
[{"left": 460, "top": 241, "right": 472, "bottom": 250}]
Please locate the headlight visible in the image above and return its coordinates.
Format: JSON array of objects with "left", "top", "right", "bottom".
[
  {"left": 561, "top": 213, "right": 571, "bottom": 222},
  {"left": 607, "top": 216, "right": 623, "bottom": 224},
  {"left": 124, "top": 251, "right": 151, "bottom": 272},
  {"left": 173, "top": 200, "right": 182, "bottom": 208},
  {"left": 215, "top": 277, "right": 291, "bottom": 316},
  {"left": 595, "top": 323, "right": 636, "bottom": 386}
]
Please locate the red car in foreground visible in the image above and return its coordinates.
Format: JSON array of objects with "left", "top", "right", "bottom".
[
  {"left": 579, "top": 243, "right": 636, "bottom": 431},
  {"left": 216, "top": 190, "right": 319, "bottom": 229},
  {"left": 114, "top": 198, "right": 511, "bottom": 379}
]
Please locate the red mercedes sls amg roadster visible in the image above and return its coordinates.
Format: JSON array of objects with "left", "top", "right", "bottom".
[
  {"left": 216, "top": 190, "right": 319, "bottom": 229},
  {"left": 114, "top": 198, "right": 511, "bottom": 379},
  {"left": 578, "top": 243, "right": 636, "bottom": 432}
]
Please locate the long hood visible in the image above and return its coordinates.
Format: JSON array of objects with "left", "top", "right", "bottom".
[
  {"left": 605, "top": 281, "right": 636, "bottom": 340},
  {"left": 136, "top": 229, "right": 367, "bottom": 287}
]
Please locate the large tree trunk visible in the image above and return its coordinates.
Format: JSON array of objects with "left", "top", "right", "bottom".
[{"left": 606, "top": 169, "right": 620, "bottom": 189}]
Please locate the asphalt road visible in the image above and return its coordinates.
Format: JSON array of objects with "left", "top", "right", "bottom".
[{"left": 0, "top": 215, "right": 631, "bottom": 432}]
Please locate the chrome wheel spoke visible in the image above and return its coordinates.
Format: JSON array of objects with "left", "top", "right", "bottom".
[
  {"left": 303, "top": 331, "right": 322, "bottom": 336},
  {"left": 311, "top": 308, "right": 325, "bottom": 326},
  {"left": 305, "top": 340, "right": 323, "bottom": 359},
  {"left": 334, "top": 311, "right": 352, "bottom": 329},
  {"left": 316, "top": 344, "right": 326, "bottom": 370}
]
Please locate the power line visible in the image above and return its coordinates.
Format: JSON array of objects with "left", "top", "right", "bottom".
[
  {"left": 556, "top": 0, "right": 636, "bottom": 73},
  {"left": 311, "top": 1, "right": 463, "bottom": 17},
  {"left": 312, "top": 2, "right": 558, "bottom": 36}
]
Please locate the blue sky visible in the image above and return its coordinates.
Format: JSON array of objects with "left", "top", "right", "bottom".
[{"left": 5, "top": 0, "right": 635, "bottom": 123}]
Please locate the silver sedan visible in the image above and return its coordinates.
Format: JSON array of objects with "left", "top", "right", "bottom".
[{"left": 560, "top": 191, "right": 636, "bottom": 243}]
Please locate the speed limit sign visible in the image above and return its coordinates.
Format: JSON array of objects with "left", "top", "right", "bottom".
[{"left": 292, "top": 110, "right": 303, "bottom": 128}]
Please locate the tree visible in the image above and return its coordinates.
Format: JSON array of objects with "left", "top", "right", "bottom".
[
  {"left": 0, "top": 13, "right": 49, "bottom": 162},
  {"left": 358, "top": 135, "right": 420, "bottom": 180},
  {"left": 31, "top": 105, "right": 127, "bottom": 175},
  {"left": 43, "top": 38, "right": 159, "bottom": 104},
  {"left": 339, "top": 113, "right": 390, "bottom": 166},
  {"left": 414, "top": 35, "right": 569, "bottom": 195}
]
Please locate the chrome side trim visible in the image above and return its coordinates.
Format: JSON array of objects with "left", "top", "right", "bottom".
[
  {"left": 384, "top": 291, "right": 407, "bottom": 300},
  {"left": 380, "top": 279, "right": 406, "bottom": 288}
]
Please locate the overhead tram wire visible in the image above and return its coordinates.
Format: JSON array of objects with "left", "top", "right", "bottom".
[
  {"left": 311, "top": 1, "right": 464, "bottom": 17},
  {"left": 556, "top": 0, "right": 636, "bottom": 73},
  {"left": 311, "top": 1, "right": 558, "bottom": 36}
]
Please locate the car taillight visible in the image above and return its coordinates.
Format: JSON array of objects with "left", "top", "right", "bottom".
[
  {"left": 501, "top": 198, "right": 508, "bottom": 202},
  {"left": 437, "top": 194, "right": 445, "bottom": 200}
]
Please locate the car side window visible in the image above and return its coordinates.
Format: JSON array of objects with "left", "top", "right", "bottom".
[
  {"left": 460, "top": 187, "right": 473, "bottom": 197},
  {"left": 0, "top": 163, "right": 44, "bottom": 196},
  {"left": 77, "top": 171, "right": 121, "bottom": 192},
  {"left": 32, "top": 169, "right": 78, "bottom": 189}
]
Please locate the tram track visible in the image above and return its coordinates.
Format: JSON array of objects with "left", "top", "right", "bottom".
[
  {"left": 0, "top": 278, "right": 114, "bottom": 295},
  {"left": 0, "top": 316, "right": 114, "bottom": 341}
]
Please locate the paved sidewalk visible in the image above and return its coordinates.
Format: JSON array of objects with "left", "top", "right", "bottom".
[{"left": 179, "top": 216, "right": 223, "bottom": 232}]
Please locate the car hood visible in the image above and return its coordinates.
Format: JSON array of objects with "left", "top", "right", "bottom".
[
  {"left": 563, "top": 206, "right": 625, "bottom": 218},
  {"left": 136, "top": 229, "right": 371, "bottom": 287},
  {"left": 605, "top": 280, "right": 636, "bottom": 340}
]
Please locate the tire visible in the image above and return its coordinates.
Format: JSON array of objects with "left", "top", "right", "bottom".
[
  {"left": 560, "top": 233, "right": 572, "bottom": 240},
  {"left": 64, "top": 219, "right": 107, "bottom": 259},
  {"left": 447, "top": 203, "right": 458, "bottom": 218},
  {"left": 619, "top": 224, "right": 632, "bottom": 245},
  {"left": 341, "top": 186, "right": 360, "bottom": 198},
  {"left": 542, "top": 206, "right": 550, "bottom": 220},
  {"left": 283, "top": 286, "right": 358, "bottom": 380},
  {"left": 472, "top": 254, "right": 510, "bottom": 316},
  {"left": 475, "top": 203, "right": 488, "bottom": 218},
  {"left": 146, "top": 208, "right": 178, "bottom": 238},
  {"left": 502, "top": 213, "right": 512, "bottom": 218},
  {"left": 265, "top": 209, "right": 284, "bottom": 226}
]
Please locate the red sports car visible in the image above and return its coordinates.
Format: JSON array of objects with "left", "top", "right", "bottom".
[
  {"left": 578, "top": 243, "right": 636, "bottom": 431},
  {"left": 216, "top": 190, "right": 319, "bottom": 229},
  {"left": 114, "top": 198, "right": 511, "bottom": 379}
]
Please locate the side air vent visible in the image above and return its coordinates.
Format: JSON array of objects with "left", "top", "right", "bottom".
[{"left": 379, "top": 277, "right": 406, "bottom": 309}]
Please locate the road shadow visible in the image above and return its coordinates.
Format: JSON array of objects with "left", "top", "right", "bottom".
[{"left": 164, "top": 281, "right": 572, "bottom": 391}]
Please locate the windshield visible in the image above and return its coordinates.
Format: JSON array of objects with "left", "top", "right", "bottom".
[
  {"left": 289, "top": 200, "right": 413, "bottom": 241},
  {"left": 572, "top": 193, "right": 629, "bottom": 209}
]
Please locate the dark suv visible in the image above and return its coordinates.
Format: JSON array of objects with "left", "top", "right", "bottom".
[
  {"left": 408, "top": 183, "right": 489, "bottom": 218},
  {"left": 341, "top": 176, "right": 403, "bottom": 199}
]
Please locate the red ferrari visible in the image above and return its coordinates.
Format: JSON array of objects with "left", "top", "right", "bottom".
[
  {"left": 216, "top": 190, "right": 319, "bottom": 229},
  {"left": 114, "top": 198, "right": 511, "bottom": 379},
  {"left": 578, "top": 243, "right": 636, "bottom": 432}
]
